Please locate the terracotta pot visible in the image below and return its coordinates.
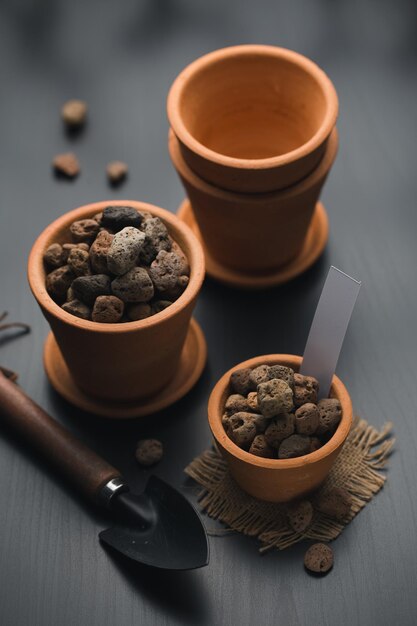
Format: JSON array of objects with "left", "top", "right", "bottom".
[
  {"left": 170, "top": 127, "right": 338, "bottom": 273},
  {"left": 167, "top": 45, "right": 338, "bottom": 193},
  {"left": 28, "top": 201, "right": 205, "bottom": 403},
  {"left": 208, "top": 354, "right": 353, "bottom": 503}
]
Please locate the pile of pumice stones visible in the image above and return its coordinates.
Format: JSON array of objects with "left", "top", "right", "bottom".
[
  {"left": 223, "top": 364, "right": 342, "bottom": 459},
  {"left": 43, "top": 206, "right": 190, "bottom": 323}
]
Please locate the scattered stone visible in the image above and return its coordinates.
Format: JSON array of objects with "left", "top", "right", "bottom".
[
  {"left": 61, "top": 299, "right": 91, "bottom": 320},
  {"left": 72, "top": 274, "right": 112, "bottom": 305},
  {"left": 294, "top": 373, "right": 319, "bottom": 407},
  {"left": 53, "top": 152, "right": 80, "bottom": 178},
  {"left": 107, "top": 227, "right": 145, "bottom": 275},
  {"left": 249, "top": 434, "right": 275, "bottom": 458},
  {"left": 112, "top": 267, "right": 154, "bottom": 303},
  {"left": 310, "top": 437, "right": 322, "bottom": 453},
  {"left": 249, "top": 364, "right": 271, "bottom": 389},
  {"left": 67, "top": 247, "right": 91, "bottom": 276},
  {"left": 92, "top": 295, "right": 124, "bottom": 323},
  {"left": 135, "top": 439, "right": 163, "bottom": 466},
  {"left": 225, "top": 394, "right": 250, "bottom": 415},
  {"left": 278, "top": 434, "right": 311, "bottom": 459},
  {"left": 140, "top": 217, "right": 172, "bottom": 265},
  {"left": 149, "top": 250, "right": 190, "bottom": 299},
  {"left": 126, "top": 303, "right": 152, "bottom": 321},
  {"left": 304, "top": 543, "right": 333, "bottom": 574},
  {"left": 269, "top": 365, "right": 295, "bottom": 391},
  {"left": 89, "top": 230, "right": 113, "bottom": 273},
  {"left": 46, "top": 265, "right": 74, "bottom": 302},
  {"left": 257, "top": 378, "right": 294, "bottom": 418},
  {"left": 227, "top": 413, "right": 257, "bottom": 450},
  {"left": 247, "top": 391, "right": 259, "bottom": 412},
  {"left": 43, "top": 243, "right": 65, "bottom": 268},
  {"left": 315, "top": 487, "right": 352, "bottom": 521},
  {"left": 152, "top": 300, "right": 173, "bottom": 314},
  {"left": 295, "top": 403, "right": 320, "bottom": 435},
  {"left": 287, "top": 500, "right": 314, "bottom": 533},
  {"left": 230, "top": 368, "right": 252, "bottom": 396},
  {"left": 70, "top": 219, "right": 100, "bottom": 243},
  {"left": 101, "top": 206, "right": 143, "bottom": 232},
  {"left": 265, "top": 413, "right": 295, "bottom": 447},
  {"left": 316, "top": 398, "right": 342, "bottom": 435},
  {"left": 61, "top": 99, "right": 87, "bottom": 127},
  {"left": 107, "top": 160, "right": 128, "bottom": 185}
]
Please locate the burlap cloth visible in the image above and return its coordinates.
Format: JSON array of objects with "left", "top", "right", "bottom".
[{"left": 185, "top": 417, "right": 394, "bottom": 553}]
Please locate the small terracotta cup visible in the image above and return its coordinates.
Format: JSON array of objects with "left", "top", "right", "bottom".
[
  {"left": 168, "top": 45, "right": 338, "bottom": 193},
  {"left": 208, "top": 354, "right": 353, "bottom": 503},
  {"left": 28, "top": 200, "right": 205, "bottom": 403},
  {"left": 170, "top": 128, "right": 338, "bottom": 273}
]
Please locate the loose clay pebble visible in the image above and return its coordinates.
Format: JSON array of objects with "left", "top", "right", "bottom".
[
  {"left": 230, "top": 411, "right": 269, "bottom": 435},
  {"left": 72, "top": 274, "right": 112, "bottom": 305},
  {"left": 294, "top": 373, "right": 319, "bottom": 408},
  {"left": 43, "top": 243, "right": 65, "bottom": 268},
  {"left": 304, "top": 543, "right": 333, "bottom": 574},
  {"left": 295, "top": 403, "right": 320, "bottom": 436},
  {"left": 152, "top": 300, "right": 173, "bottom": 314},
  {"left": 310, "top": 437, "right": 322, "bottom": 452},
  {"left": 53, "top": 152, "right": 80, "bottom": 178},
  {"left": 249, "top": 434, "right": 275, "bottom": 458},
  {"left": 247, "top": 392, "right": 259, "bottom": 412},
  {"left": 66, "top": 285, "right": 75, "bottom": 301},
  {"left": 61, "top": 99, "right": 87, "bottom": 127},
  {"left": 278, "top": 434, "right": 311, "bottom": 459},
  {"left": 111, "top": 267, "right": 154, "bottom": 303},
  {"left": 107, "top": 227, "right": 146, "bottom": 275},
  {"left": 225, "top": 394, "right": 250, "bottom": 415},
  {"left": 316, "top": 398, "right": 342, "bottom": 435},
  {"left": 102, "top": 206, "right": 143, "bottom": 232},
  {"left": 230, "top": 368, "right": 252, "bottom": 396},
  {"left": 126, "top": 303, "right": 152, "bottom": 321},
  {"left": 62, "top": 242, "right": 89, "bottom": 262},
  {"left": 61, "top": 299, "right": 91, "bottom": 320},
  {"left": 227, "top": 413, "right": 257, "bottom": 450},
  {"left": 92, "top": 295, "right": 124, "bottom": 323},
  {"left": 45, "top": 265, "right": 74, "bottom": 302},
  {"left": 107, "top": 160, "right": 128, "bottom": 184},
  {"left": 264, "top": 413, "right": 295, "bottom": 447},
  {"left": 287, "top": 500, "right": 314, "bottom": 533},
  {"left": 70, "top": 219, "right": 100, "bottom": 243},
  {"left": 89, "top": 230, "right": 113, "bottom": 274},
  {"left": 140, "top": 217, "right": 172, "bottom": 265},
  {"left": 149, "top": 250, "right": 190, "bottom": 299},
  {"left": 67, "top": 247, "right": 91, "bottom": 276},
  {"left": 249, "top": 364, "right": 271, "bottom": 389},
  {"left": 315, "top": 487, "right": 352, "bottom": 521},
  {"left": 135, "top": 439, "right": 163, "bottom": 466},
  {"left": 257, "top": 378, "right": 294, "bottom": 418},
  {"left": 93, "top": 212, "right": 103, "bottom": 225},
  {"left": 269, "top": 365, "right": 295, "bottom": 390}
]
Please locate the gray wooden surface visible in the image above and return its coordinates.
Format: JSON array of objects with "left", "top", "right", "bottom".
[{"left": 0, "top": 1, "right": 416, "bottom": 624}]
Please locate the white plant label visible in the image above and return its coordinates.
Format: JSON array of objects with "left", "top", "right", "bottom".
[{"left": 300, "top": 266, "right": 361, "bottom": 399}]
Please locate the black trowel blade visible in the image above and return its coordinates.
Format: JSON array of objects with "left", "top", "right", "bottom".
[{"left": 99, "top": 476, "right": 209, "bottom": 571}]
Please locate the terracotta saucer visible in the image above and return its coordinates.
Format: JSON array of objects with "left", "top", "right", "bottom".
[
  {"left": 43, "top": 318, "right": 207, "bottom": 418},
  {"left": 177, "top": 199, "right": 328, "bottom": 289}
]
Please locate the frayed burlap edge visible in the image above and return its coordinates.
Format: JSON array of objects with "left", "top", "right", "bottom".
[{"left": 185, "top": 417, "right": 394, "bottom": 553}]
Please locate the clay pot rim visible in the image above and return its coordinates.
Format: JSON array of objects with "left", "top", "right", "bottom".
[
  {"left": 208, "top": 354, "right": 353, "bottom": 469},
  {"left": 27, "top": 200, "right": 205, "bottom": 334},
  {"left": 169, "top": 126, "right": 338, "bottom": 202},
  {"left": 168, "top": 45, "right": 339, "bottom": 171}
]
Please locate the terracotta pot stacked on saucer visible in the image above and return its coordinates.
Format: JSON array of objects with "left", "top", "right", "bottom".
[{"left": 168, "top": 45, "right": 339, "bottom": 289}]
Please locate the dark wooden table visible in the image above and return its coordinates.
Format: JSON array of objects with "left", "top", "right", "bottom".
[{"left": 1, "top": 1, "right": 416, "bottom": 624}]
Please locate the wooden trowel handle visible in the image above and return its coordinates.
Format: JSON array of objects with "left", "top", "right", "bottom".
[{"left": 0, "top": 372, "right": 122, "bottom": 504}]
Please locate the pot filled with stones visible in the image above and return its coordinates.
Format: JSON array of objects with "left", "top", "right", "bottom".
[
  {"left": 28, "top": 201, "right": 205, "bottom": 405},
  {"left": 208, "top": 354, "right": 353, "bottom": 502}
]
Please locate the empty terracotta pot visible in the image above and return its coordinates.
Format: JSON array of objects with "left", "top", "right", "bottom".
[
  {"left": 208, "top": 354, "right": 353, "bottom": 503},
  {"left": 28, "top": 201, "right": 205, "bottom": 403},
  {"left": 170, "top": 127, "right": 338, "bottom": 273},
  {"left": 168, "top": 45, "right": 338, "bottom": 193}
]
